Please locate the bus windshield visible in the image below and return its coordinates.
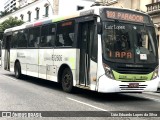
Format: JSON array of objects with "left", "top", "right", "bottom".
[{"left": 102, "top": 21, "right": 158, "bottom": 64}]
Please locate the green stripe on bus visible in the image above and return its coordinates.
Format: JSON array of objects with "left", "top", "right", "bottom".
[
  {"left": 69, "top": 57, "right": 75, "bottom": 69},
  {"left": 52, "top": 17, "right": 64, "bottom": 22},
  {"left": 113, "top": 70, "right": 153, "bottom": 81}
]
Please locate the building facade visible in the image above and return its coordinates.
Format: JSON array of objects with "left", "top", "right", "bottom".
[
  {"left": 4, "top": 0, "right": 17, "bottom": 12},
  {"left": 58, "top": 0, "right": 95, "bottom": 15},
  {"left": 146, "top": 0, "right": 160, "bottom": 48},
  {"left": 4, "top": 0, "right": 36, "bottom": 12},
  {"left": 1, "top": 0, "right": 54, "bottom": 23},
  {"left": 0, "top": 0, "right": 95, "bottom": 23},
  {"left": 18, "top": 0, "right": 37, "bottom": 8},
  {"left": 96, "top": 0, "right": 152, "bottom": 11}
]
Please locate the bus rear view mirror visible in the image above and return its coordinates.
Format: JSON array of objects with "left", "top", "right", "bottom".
[{"left": 97, "top": 22, "right": 102, "bottom": 34}]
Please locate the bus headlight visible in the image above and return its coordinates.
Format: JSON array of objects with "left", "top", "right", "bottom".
[
  {"left": 103, "top": 63, "right": 115, "bottom": 79},
  {"left": 152, "top": 66, "right": 159, "bottom": 80}
]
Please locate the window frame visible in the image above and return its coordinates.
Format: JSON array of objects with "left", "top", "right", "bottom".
[
  {"left": 16, "top": 29, "right": 28, "bottom": 49},
  {"left": 39, "top": 23, "right": 56, "bottom": 48},
  {"left": 35, "top": 7, "right": 40, "bottom": 20},
  {"left": 45, "top": 5, "right": 49, "bottom": 17},
  {"left": 27, "top": 11, "right": 31, "bottom": 22},
  {"left": 28, "top": 26, "right": 40, "bottom": 48},
  {"left": 56, "top": 19, "right": 75, "bottom": 48}
]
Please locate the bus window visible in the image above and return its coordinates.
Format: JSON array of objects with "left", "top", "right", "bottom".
[
  {"left": 0, "top": 40, "right": 2, "bottom": 57},
  {"left": 28, "top": 27, "right": 40, "bottom": 48},
  {"left": 17, "top": 29, "right": 28, "bottom": 48},
  {"left": 56, "top": 20, "right": 75, "bottom": 47},
  {"left": 40, "top": 24, "right": 55, "bottom": 47},
  {"left": 11, "top": 31, "right": 18, "bottom": 48}
]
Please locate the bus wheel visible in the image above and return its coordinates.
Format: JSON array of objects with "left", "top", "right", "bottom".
[
  {"left": 15, "top": 62, "right": 21, "bottom": 79},
  {"left": 61, "top": 68, "right": 73, "bottom": 92}
]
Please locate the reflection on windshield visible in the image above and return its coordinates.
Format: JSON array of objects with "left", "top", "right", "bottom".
[
  {"left": 102, "top": 21, "right": 158, "bottom": 63},
  {"left": 135, "top": 26, "right": 156, "bottom": 54}
]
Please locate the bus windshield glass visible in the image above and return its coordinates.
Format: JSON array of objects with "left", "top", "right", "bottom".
[{"left": 102, "top": 21, "right": 158, "bottom": 63}]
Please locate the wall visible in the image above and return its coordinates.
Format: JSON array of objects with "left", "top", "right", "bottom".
[
  {"left": 0, "top": 0, "right": 95, "bottom": 23},
  {"left": 0, "top": 0, "right": 54, "bottom": 23},
  {"left": 58, "top": 0, "right": 94, "bottom": 15},
  {"left": 101, "top": 0, "right": 152, "bottom": 12}
]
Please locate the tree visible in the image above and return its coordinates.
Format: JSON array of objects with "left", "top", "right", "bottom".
[
  {"left": 0, "top": 17, "right": 24, "bottom": 32},
  {"left": 0, "top": 17, "right": 24, "bottom": 39},
  {"left": 0, "top": 10, "right": 11, "bottom": 18}
]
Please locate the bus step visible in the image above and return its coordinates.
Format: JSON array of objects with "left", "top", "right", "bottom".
[{"left": 76, "top": 85, "right": 90, "bottom": 90}]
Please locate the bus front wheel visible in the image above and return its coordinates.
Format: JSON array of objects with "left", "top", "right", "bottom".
[
  {"left": 15, "top": 62, "right": 22, "bottom": 79},
  {"left": 61, "top": 68, "right": 73, "bottom": 93}
]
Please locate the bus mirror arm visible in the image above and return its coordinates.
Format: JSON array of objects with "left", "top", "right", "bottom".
[{"left": 97, "top": 22, "right": 102, "bottom": 34}]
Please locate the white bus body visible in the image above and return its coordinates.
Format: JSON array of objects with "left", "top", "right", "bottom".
[{"left": 1, "top": 6, "right": 159, "bottom": 93}]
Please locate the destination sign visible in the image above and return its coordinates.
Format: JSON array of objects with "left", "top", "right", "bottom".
[{"left": 106, "top": 10, "right": 149, "bottom": 23}]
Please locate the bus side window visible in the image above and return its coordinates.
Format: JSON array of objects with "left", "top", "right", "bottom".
[
  {"left": 56, "top": 34, "right": 64, "bottom": 46},
  {"left": 40, "top": 25, "right": 48, "bottom": 47},
  {"left": 12, "top": 31, "right": 18, "bottom": 48},
  {"left": 17, "top": 30, "right": 27, "bottom": 48},
  {"left": 48, "top": 24, "right": 56, "bottom": 47},
  {"left": 56, "top": 20, "right": 75, "bottom": 47},
  {"left": 40, "top": 24, "right": 55, "bottom": 47},
  {"left": 28, "top": 27, "right": 40, "bottom": 48}
]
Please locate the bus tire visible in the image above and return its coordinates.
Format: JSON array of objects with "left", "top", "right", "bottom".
[
  {"left": 15, "top": 62, "right": 22, "bottom": 79},
  {"left": 61, "top": 68, "right": 73, "bottom": 93}
]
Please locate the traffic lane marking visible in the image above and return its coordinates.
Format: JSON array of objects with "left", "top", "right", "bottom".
[
  {"left": 3, "top": 74, "right": 160, "bottom": 106},
  {"left": 67, "top": 97, "right": 108, "bottom": 111}
]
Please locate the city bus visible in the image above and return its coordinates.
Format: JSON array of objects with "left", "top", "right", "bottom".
[{"left": 1, "top": 6, "right": 159, "bottom": 93}]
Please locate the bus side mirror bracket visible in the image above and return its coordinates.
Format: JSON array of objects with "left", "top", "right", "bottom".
[{"left": 97, "top": 22, "right": 102, "bottom": 34}]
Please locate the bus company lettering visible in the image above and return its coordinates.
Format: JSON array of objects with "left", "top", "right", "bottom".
[
  {"left": 109, "top": 51, "right": 132, "bottom": 59},
  {"left": 52, "top": 55, "right": 62, "bottom": 61},
  {"left": 17, "top": 53, "right": 25, "bottom": 58},
  {"left": 106, "top": 11, "right": 144, "bottom": 23}
]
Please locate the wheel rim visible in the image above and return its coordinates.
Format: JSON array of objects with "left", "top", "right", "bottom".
[{"left": 63, "top": 73, "right": 71, "bottom": 88}]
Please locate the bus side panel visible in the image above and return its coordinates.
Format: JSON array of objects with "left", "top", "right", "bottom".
[
  {"left": 10, "top": 49, "right": 17, "bottom": 72},
  {"left": 159, "top": 59, "right": 160, "bottom": 88},
  {"left": 76, "top": 49, "right": 80, "bottom": 85},
  {"left": 25, "top": 49, "right": 38, "bottom": 78},
  {"left": 38, "top": 49, "right": 56, "bottom": 81},
  {"left": 16, "top": 49, "right": 28, "bottom": 75},
  {"left": 89, "top": 60, "right": 97, "bottom": 91},
  {"left": 54, "top": 49, "right": 77, "bottom": 86}
]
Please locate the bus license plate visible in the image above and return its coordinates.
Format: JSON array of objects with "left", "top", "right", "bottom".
[{"left": 128, "top": 83, "right": 139, "bottom": 88}]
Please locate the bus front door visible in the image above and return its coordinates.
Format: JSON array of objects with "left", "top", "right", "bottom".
[
  {"left": 79, "top": 21, "right": 95, "bottom": 86},
  {"left": 4, "top": 35, "right": 11, "bottom": 70},
  {"left": 0, "top": 40, "right": 2, "bottom": 66}
]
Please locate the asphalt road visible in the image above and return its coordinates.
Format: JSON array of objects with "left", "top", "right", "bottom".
[{"left": 0, "top": 67, "right": 160, "bottom": 120}]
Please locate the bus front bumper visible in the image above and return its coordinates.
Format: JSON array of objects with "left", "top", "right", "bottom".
[{"left": 97, "top": 75, "right": 160, "bottom": 93}]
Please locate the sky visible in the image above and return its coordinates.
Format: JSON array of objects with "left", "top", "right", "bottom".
[{"left": 0, "top": 0, "right": 4, "bottom": 11}]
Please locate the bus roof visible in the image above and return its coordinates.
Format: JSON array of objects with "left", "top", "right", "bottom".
[{"left": 4, "top": 6, "right": 149, "bottom": 33}]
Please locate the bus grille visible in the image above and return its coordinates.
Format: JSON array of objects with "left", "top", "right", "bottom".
[
  {"left": 119, "top": 85, "right": 147, "bottom": 91},
  {"left": 115, "top": 66, "right": 153, "bottom": 74}
]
